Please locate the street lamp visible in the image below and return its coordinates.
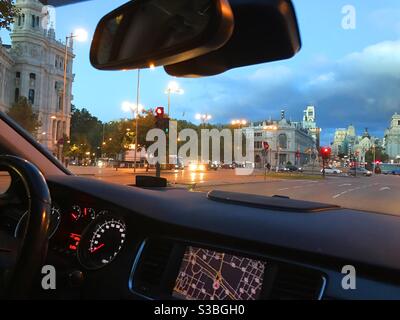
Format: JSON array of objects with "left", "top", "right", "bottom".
[
  {"left": 63, "top": 28, "right": 88, "bottom": 113},
  {"left": 231, "top": 119, "right": 248, "bottom": 128},
  {"left": 61, "top": 28, "right": 87, "bottom": 161},
  {"left": 195, "top": 113, "right": 212, "bottom": 127},
  {"left": 121, "top": 99, "right": 145, "bottom": 173},
  {"left": 165, "top": 81, "right": 184, "bottom": 116}
]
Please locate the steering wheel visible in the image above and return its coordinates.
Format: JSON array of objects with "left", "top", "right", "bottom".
[{"left": 0, "top": 155, "right": 51, "bottom": 299}]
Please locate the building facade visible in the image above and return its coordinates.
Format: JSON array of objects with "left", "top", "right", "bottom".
[
  {"left": 332, "top": 125, "right": 382, "bottom": 163},
  {"left": 0, "top": 0, "right": 74, "bottom": 154},
  {"left": 243, "top": 107, "right": 319, "bottom": 168},
  {"left": 384, "top": 113, "right": 400, "bottom": 161}
]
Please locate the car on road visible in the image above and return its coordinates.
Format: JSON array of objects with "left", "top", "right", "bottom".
[
  {"left": 188, "top": 162, "right": 207, "bottom": 172},
  {"left": 348, "top": 167, "right": 372, "bottom": 177},
  {"left": 285, "top": 165, "right": 303, "bottom": 172},
  {"left": 321, "top": 167, "right": 342, "bottom": 174}
]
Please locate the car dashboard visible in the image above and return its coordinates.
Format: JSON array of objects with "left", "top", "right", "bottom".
[{"left": 27, "top": 175, "right": 400, "bottom": 300}]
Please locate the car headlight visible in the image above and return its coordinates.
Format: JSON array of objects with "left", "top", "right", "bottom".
[
  {"left": 199, "top": 164, "right": 205, "bottom": 171},
  {"left": 189, "top": 164, "right": 197, "bottom": 171}
]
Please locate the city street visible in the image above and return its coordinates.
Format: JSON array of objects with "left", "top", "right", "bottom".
[
  {"left": 195, "top": 174, "right": 400, "bottom": 215},
  {"left": 68, "top": 166, "right": 400, "bottom": 216}
]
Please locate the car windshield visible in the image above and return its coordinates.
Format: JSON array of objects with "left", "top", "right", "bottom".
[{"left": 0, "top": 0, "right": 399, "bottom": 215}]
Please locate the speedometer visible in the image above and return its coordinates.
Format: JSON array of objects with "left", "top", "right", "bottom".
[{"left": 77, "top": 216, "right": 127, "bottom": 270}]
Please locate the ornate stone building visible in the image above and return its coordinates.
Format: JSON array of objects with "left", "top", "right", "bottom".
[
  {"left": 243, "top": 107, "right": 318, "bottom": 168},
  {"left": 384, "top": 113, "right": 400, "bottom": 161},
  {"left": 0, "top": 0, "right": 74, "bottom": 154}
]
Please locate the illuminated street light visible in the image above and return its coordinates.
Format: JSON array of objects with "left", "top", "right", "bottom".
[
  {"left": 231, "top": 119, "right": 248, "bottom": 128},
  {"left": 121, "top": 101, "right": 144, "bottom": 117},
  {"left": 195, "top": 113, "right": 212, "bottom": 127},
  {"left": 165, "top": 81, "right": 184, "bottom": 115}
]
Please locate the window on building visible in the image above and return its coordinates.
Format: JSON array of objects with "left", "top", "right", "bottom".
[
  {"left": 36, "top": 16, "right": 40, "bottom": 27},
  {"left": 28, "top": 89, "right": 35, "bottom": 104},
  {"left": 398, "top": 120, "right": 400, "bottom": 126},
  {"left": 58, "top": 95, "right": 63, "bottom": 111},
  {"left": 255, "top": 132, "right": 262, "bottom": 137},
  {"left": 18, "top": 15, "right": 21, "bottom": 26},
  {"left": 16, "top": 72, "right": 20, "bottom": 78},
  {"left": 14, "top": 88, "right": 20, "bottom": 103},
  {"left": 32, "top": 15, "right": 35, "bottom": 28},
  {"left": 22, "top": 14, "right": 25, "bottom": 25},
  {"left": 29, "top": 73, "right": 36, "bottom": 87},
  {"left": 254, "top": 141, "right": 263, "bottom": 149},
  {"left": 278, "top": 134, "right": 288, "bottom": 149}
]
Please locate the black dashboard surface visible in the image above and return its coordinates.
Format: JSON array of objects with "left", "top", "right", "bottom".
[{"left": 47, "top": 175, "right": 400, "bottom": 275}]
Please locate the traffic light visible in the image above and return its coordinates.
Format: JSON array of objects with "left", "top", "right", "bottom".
[
  {"left": 154, "top": 107, "right": 169, "bottom": 134},
  {"left": 155, "top": 107, "right": 164, "bottom": 118},
  {"left": 320, "top": 147, "right": 331, "bottom": 159}
]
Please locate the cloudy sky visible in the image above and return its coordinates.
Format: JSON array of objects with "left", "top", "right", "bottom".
[{"left": 2, "top": 0, "right": 400, "bottom": 144}]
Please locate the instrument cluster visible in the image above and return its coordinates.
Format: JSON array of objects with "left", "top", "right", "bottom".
[{"left": 50, "top": 203, "right": 127, "bottom": 270}]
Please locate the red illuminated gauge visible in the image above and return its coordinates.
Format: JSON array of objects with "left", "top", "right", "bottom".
[
  {"left": 82, "top": 207, "right": 96, "bottom": 220},
  {"left": 78, "top": 216, "right": 127, "bottom": 270},
  {"left": 71, "top": 205, "right": 81, "bottom": 222}
]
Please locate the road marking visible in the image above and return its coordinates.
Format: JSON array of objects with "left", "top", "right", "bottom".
[
  {"left": 379, "top": 187, "right": 391, "bottom": 192},
  {"left": 278, "top": 188, "right": 289, "bottom": 191},
  {"left": 333, "top": 191, "right": 348, "bottom": 199},
  {"left": 339, "top": 184, "right": 352, "bottom": 187}
]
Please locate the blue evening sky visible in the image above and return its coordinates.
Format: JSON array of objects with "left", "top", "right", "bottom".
[{"left": 2, "top": 0, "right": 400, "bottom": 144}]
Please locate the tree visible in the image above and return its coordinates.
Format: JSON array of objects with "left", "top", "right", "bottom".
[
  {"left": 67, "top": 107, "right": 103, "bottom": 160},
  {"left": 0, "top": 0, "right": 19, "bottom": 31},
  {"left": 7, "top": 97, "right": 41, "bottom": 135},
  {"left": 365, "top": 146, "right": 389, "bottom": 164}
]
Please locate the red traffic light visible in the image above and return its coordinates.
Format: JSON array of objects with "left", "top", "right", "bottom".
[
  {"left": 320, "top": 147, "right": 331, "bottom": 158},
  {"left": 155, "top": 107, "right": 164, "bottom": 117}
]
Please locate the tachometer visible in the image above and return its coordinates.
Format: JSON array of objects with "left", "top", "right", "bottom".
[
  {"left": 15, "top": 203, "right": 61, "bottom": 239},
  {"left": 77, "top": 216, "right": 127, "bottom": 270}
]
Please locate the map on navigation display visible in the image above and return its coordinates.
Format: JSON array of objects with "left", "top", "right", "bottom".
[{"left": 173, "top": 246, "right": 265, "bottom": 300}]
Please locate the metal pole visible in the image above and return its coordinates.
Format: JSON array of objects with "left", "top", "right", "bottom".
[
  {"left": 372, "top": 144, "right": 376, "bottom": 175},
  {"left": 134, "top": 69, "right": 141, "bottom": 173},
  {"left": 167, "top": 89, "right": 171, "bottom": 116},
  {"left": 61, "top": 34, "right": 71, "bottom": 162}
]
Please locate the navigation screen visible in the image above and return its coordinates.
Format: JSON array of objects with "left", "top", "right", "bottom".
[{"left": 173, "top": 246, "right": 265, "bottom": 300}]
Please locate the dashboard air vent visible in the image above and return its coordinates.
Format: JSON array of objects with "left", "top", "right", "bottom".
[
  {"left": 270, "top": 264, "right": 326, "bottom": 300},
  {"left": 131, "top": 239, "right": 174, "bottom": 296}
]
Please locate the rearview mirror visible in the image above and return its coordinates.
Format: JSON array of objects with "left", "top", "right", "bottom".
[
  {"left": 90, "top": 0, "right": 234, "bottom": 70},
  {"left": 164, "top": 0, "right": 301, "bottom": 77}
]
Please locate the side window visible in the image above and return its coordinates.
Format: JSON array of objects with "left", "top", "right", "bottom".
[
  {"left": 28, "top": 89, "right": 35, "bottom": 104},
  {"left": 14, "top": 88, "right": 20, "bottom": 103},
  {"left": 0, "top": 171, "right": 11, "bottom": 194}
]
